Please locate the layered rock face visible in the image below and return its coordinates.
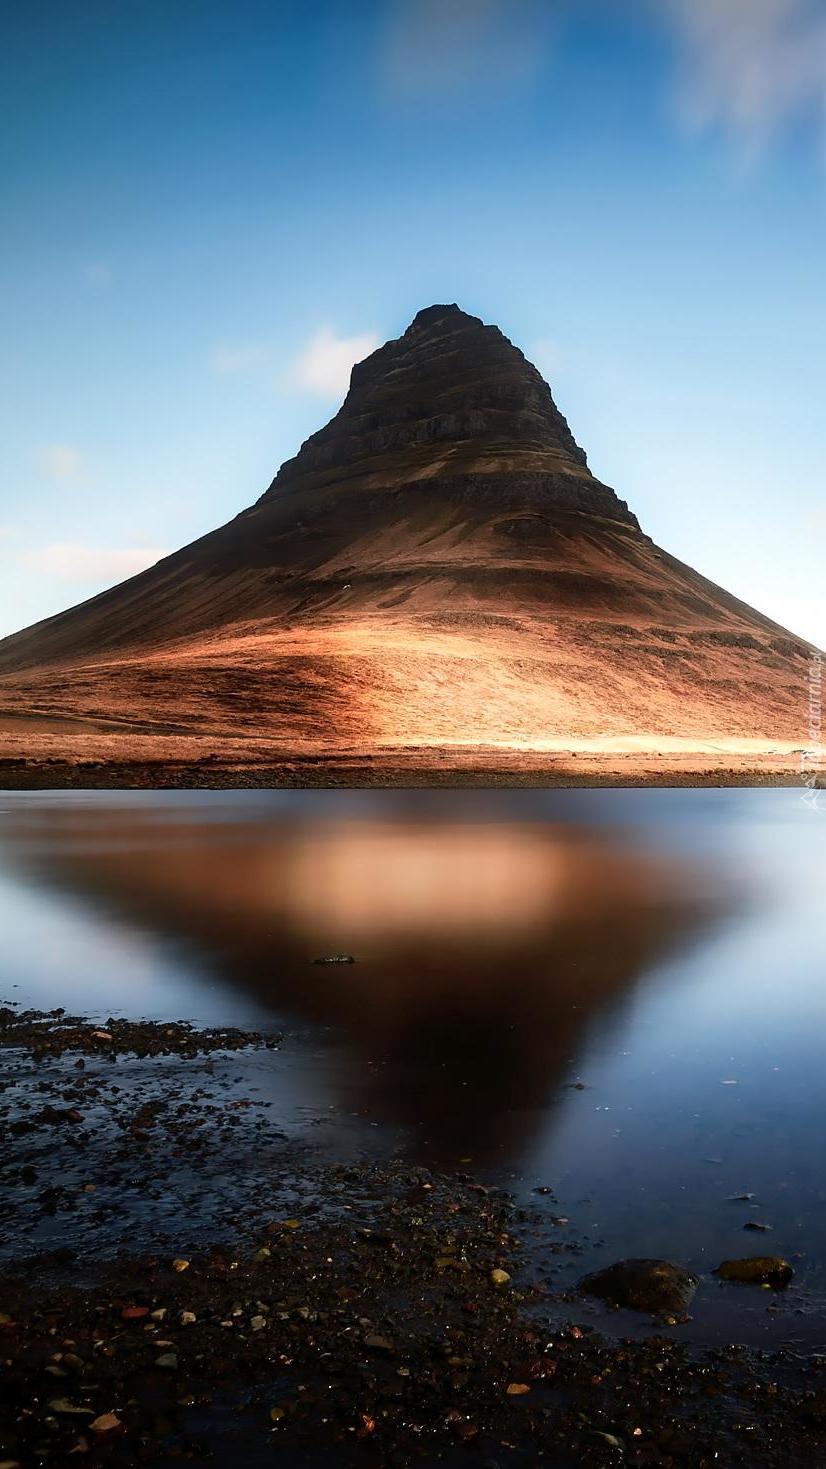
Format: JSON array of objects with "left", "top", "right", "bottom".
[
  {"left": 260, "top": 303, "right": 636, "bottom": 525},
  {"left": 0, "top": 305, "right": 814, "bottom": 765}
]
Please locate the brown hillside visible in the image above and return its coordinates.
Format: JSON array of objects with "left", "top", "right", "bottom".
[{"left": 0, "top": 305, "right": 813, "bottom": 780}]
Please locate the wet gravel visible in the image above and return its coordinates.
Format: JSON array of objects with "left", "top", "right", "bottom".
[
  {"left": 2, "top": 1011, "right": 826, "bottom": 1467},
  {"left": 0, "top": 1007, "right": 281, "bottom": 1060}
]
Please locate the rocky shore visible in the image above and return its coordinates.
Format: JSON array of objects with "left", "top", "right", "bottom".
[
  {"left": 2, "top": 1010, "right": 826, "bottom": 1467},
  {"left": 0, "top": 753, "right": 808, "bottom": 789}
]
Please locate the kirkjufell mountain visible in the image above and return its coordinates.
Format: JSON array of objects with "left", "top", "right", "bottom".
[{"left": 0, "top": 305, "right": 813, "bottom": 782}]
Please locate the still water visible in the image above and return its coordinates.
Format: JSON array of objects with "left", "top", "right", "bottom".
[{"left": 1, "top": 789, "right": 824, "bottom": 1341}]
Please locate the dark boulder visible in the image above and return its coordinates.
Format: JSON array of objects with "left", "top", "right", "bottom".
[{"left": 580, "top": 1258, "right": 698, "bottom": 1315}]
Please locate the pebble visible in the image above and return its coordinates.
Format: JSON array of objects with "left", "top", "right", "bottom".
[
  {"left": 89, "top": 1412, "right": 121, "bottom": 1435},
  {"left": 48, "top": 1399, "right": 94, "bottom": 1416}
]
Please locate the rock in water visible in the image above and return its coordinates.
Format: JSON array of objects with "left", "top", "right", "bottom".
[
  {"left": 714, "top": 1256, "right": 794, "bottom": 1288},
  {"left": 580, "top": 1258, "right": 699, "bottom": 1315}
]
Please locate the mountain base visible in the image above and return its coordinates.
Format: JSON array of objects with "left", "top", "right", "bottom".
[{"left": 0, "top": 747, "right": 813, "bottom": 790}]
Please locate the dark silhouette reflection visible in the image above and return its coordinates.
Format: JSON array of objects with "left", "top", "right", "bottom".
[{"left": 0, "top": 799, "right": 721, "bottom": 1164}]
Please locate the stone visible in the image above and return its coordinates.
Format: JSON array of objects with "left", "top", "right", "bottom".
[
  {"left": 580, "top": 1258, "right": 699, "bottom": 1315},
  {"left": 714, "top": 1257, "right": 794, "bottom": 1288},
  {"left": 89, "top": 1412, "right": 121, "bottom": 1435}
]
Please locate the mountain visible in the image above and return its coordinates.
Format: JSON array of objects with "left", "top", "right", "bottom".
[{"left": 0, "top": 304, "right": 813, "bottom": 781}]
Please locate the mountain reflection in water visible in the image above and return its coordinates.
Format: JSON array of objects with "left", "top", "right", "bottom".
[{"left": 0, "top": 797, "right": 718, "bottom": 1163}]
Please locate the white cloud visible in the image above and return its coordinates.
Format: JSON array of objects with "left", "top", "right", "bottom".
[
  {"left": 293, "top": 326, "right": 379, "bottom": 399},
  {"left": 380, "top": 0, "right": 552, "bottom": 100},
  {"left": 24, "top": 543, "right": 168, "bottom": 583},
  {"left": 209, "top": 344, "right": 266, "bottom": 375},
  {"left": 85, "top": 262, "right": 111, "bottom": 287},
  {"left": 662, "top": 0, "right": 826, "bottom": 152},
  {"left": 36, "top": 444, "right": 83, "bottom": 479}
]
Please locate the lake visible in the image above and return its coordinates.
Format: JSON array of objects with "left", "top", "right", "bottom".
[{"left": 1, "top": 787, "right": 824, "bottom": 1347}]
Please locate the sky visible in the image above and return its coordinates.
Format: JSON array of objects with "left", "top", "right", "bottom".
[{"left": 1, "top": 0, "right": 825, "bottom": 645}]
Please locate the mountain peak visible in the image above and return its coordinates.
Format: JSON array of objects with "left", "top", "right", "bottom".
[
  {"left": 406, "top": 302, "right": 481, "bottom": 332},
  {"left": 263, "top": 305, "right": 640, "bottom": 526}
]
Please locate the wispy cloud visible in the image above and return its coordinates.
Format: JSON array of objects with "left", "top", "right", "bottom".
[
  {"left": 209, "top": 344, "right": 267, "bottom": 375},
  {"left": 24, "top": 543, "right": 168, "bottom": 583},
  {"left": 293, "top": 326, "right": 379, "bottom": 399},
  {"left": 382, "top": 0, "right": 826, "bottom": 152},
  {"left": 662, "top": 0, "right": 826, "bottom": 153},
  {"left": 36, "top": 444, "right": 83, "bottom": 479},
  {"left": 380, "top": 0, "right": 552, "bottom": 101}
]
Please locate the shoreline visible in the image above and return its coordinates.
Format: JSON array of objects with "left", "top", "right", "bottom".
[
  {"left": 0, "top": 758, "right": 813, "bottom": 790},
  {"left": 2, "top": 1010, "right": 826, "bottom": 1466}
]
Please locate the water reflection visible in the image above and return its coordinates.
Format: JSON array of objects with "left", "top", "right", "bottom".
[{"left": 0, "top": 797, "right": 718, "bottom": 1163}]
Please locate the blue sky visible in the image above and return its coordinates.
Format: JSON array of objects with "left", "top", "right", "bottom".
[{"left": 1, "top": 0, "right": 824, "bottom": 644}]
